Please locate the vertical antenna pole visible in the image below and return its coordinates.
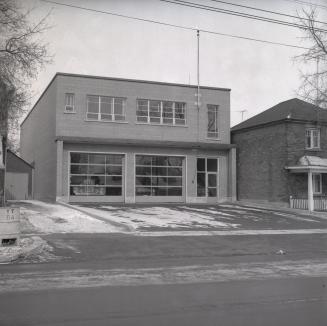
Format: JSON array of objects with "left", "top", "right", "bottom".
[
  {"left": 316, "top": 57, "right": 319, "bottom": 106},
  {"left": 197, "top": 29, "right": 200, "bottom": 111}
]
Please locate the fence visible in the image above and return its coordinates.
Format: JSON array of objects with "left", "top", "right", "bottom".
[{"left": 290, "top": 197, "right": 327, "bottom": 211}]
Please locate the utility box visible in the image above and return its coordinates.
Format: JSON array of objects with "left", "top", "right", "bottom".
[{"left": 0, "top": 207, "right": 20, "bottom": 246}]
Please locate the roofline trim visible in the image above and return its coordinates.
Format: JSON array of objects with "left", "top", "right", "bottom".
[{"left": 6, "top": 149, "right": 34, "bottom": 169}]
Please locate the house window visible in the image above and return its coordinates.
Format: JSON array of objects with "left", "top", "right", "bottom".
[
  {"left": 135, "top": 155, "right": 183, "bottom": 196},
  {"left": 86, "top": 95, "right": 125, "bottom": 121},
  {"left": 70, "top": 153, "right": 123, "bottom": 196},
  {"left": 65, "top": 93, "right": 75, "bottom": 113},
  {"left": 207, "top": 104, "right": 219, "bottom": 138},
  {"left": 305, "top": 128, "right": 320, "bottom": 149},
  {"left": 313, "top": 173, "right": 322, "bottom": 194},
  {"left": 136, "top": 99, "right": 186, "bottom": 125}
]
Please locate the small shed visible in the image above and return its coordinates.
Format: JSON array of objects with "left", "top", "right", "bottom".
[{"left": 5, "top": 150, "right": 34, "bottom": 200}]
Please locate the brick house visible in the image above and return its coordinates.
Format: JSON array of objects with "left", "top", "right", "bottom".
[
  {"left": 20, "top": 73, "right": 236, "bottom": 204},
  {"left": 231, "top": 98, "right": 327, "bottom": 211}
]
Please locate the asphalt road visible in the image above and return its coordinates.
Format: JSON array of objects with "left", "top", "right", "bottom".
[{"left": 1, "top": 277, "right": 327, "bottom": 326}]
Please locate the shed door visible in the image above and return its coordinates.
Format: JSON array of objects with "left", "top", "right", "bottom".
[{"left": 5, "top": 172, "right": 29, "bottom": 200}]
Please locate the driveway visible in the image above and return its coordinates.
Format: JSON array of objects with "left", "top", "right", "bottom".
[{"left": 72, "top": 202, "right": 327, "bottom": 232}]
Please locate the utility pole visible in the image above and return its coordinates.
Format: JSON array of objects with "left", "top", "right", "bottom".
[{"left": 316, "top": 56, "right": 320, "bottom": 106}]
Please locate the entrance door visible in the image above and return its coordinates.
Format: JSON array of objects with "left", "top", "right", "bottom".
[{"left": 197, "top": 158, "right": 219, "bottom": 202}]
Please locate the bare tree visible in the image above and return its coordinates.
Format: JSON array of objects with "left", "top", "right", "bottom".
[
  {"left": 296, "top": 8, "right": 327, "bottom": 107},
  {"left": 0, "top": 0, "right": 51, "bottom": 205}
]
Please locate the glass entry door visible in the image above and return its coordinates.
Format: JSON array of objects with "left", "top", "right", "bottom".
[{"left": 197, "top": 158, "right": 218, "bottom": 201}]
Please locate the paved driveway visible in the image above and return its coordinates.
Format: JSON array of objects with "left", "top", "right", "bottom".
[{"left": 73, "top": 202, "right": 327, "bottom": 231}]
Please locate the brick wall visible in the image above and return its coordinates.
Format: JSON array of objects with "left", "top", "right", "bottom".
[
  {"left": 20, "top": 80, "right": 57, "bottom": 201},
  {"left": 55, "top": 74, "right": 231, "bottom": 144},
  {"left": 232, "top": 123, "right": 289, "bottom": 203}
]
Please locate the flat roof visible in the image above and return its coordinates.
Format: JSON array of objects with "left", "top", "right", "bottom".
[{"left": 21, "top": 72, "right": 230, "bottom": 126}]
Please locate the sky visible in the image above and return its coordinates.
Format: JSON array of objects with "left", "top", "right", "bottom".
[{"left": 23, "top": 0, "right": 327, "bottom": 126}]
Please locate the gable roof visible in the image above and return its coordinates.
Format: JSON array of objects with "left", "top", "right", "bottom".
[{"left": 231, "top": 98, "right": 327, "bottom": 132}]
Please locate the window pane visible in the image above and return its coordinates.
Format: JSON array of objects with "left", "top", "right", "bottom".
[
  {"left": 197, "top": 158, "right": 205, "bottom": 171},
  {"left": 136, "top": 187, "right": 151, "bottom": 196},
  {"left": 71, "top": 153, "right": 88, "bottom": 164},
  {"left": 207, "top": 159, "right": 217, "bottom": 172},
  {"left": 100, "top": 96, "right": 112, "bottom": 114},
  {"left": 89, "top": 154, "right": 105, "bottom": 164},
  {"left": 106, "top": 155, "right": 123, "bottom": 164},
  {"left": 89, "top": 175, "right": 105, "bottom": 185},
  {"left": 88, "top": 165, "right": 105, "bottom": 175},
  {"left": 87, "top": 113, "right": 98, "bottom": 120},
  {"left": 86, "top": 186, "right": 106, "bottom": 196},
  {"left": 157, "top": 187, "right": 168, "bottom": 196},
  {"left": 106, "top": 176, "right": 122, "bottom": 186},
  {"left": 208, "top": 174, "right": 217, "bottom": 187},
  {"left": 136, "top": 166, "right": 151, "bottom": 175},
  {"left": 152, "top": 156, "right": 168, "bottom": 166},
  {"left": 106, "top": 187, "right": 122, "bottom": 196},
  {"left": 152, "top": 177, "right": 167, "bottom": 186},
  {"left": 136, "top": 176, "right": 151, "bottom": 186},
  {"left": 70, "top": 175, "right": 88, "bottom": 185},
  {"left": 197, "top": 173, "right": 206, "bottom": 197},
  {"left": 70, "top": 186, "right": 87, "bottom": 196},
  {"left": 70, "top": 165, "right": 88, "bottom": 174},
  {"left": 152, "top": 166, "right": 168, "bottom": 176},
  {"left": 168, "top": 177, "right": 182, "bottom": 186},
  {"left": 168, "top": 187, "right": 182, "bottom": 196},
  {"left": 168, "top": 167, "right": 183, "bottom": 176},
  {"left": 167, "top": 157, "right": 183, "bottom": 166},
  {"left": 88, "top": 100, "right": 99, "bottom": 113},
  {"left": 136, "top": 155, "right": 152, "bottom": 165},
  {"left": 106, "top": 166, "right": 122, "bottom": 175},
  {"left": 208, "top": 188, "right": 217, "bottom": 197}
]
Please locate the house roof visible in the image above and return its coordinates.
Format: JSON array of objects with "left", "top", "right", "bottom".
[
  {"left": 286, "top": 155, "right": 327, "bottom": 173},
  {"left": 232, "top": 98, "right": 327, "bottom": 132},
  {"left": 6, "top": 149, "right": 34, "bottom": 169}
]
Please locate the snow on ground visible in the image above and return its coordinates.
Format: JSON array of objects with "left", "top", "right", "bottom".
[
  {"left": 76, "top": 205, "right": 240, "bottom": 230},
  {"left": 20, "top": 201, "right": 120, "bottom": 234},
  {"left": 0, "top": 236, "right": 57, "bottom": 264}
]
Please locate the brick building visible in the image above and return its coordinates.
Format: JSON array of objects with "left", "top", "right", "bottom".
[
  {"left": 20, "top": 73, "right": 236, "bottom": 204},
  {"left": 231, "top": 98, "right": 327, "bottom": 211}
]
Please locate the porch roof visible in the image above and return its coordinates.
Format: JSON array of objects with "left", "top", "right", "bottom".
[{"left": 286, "top": 155, "right": 327, "bottom": 173}]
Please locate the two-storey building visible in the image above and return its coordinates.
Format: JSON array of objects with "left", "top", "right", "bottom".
[
  {"left": 231, "top": 98, "right": 327, "bottom": 211},
  {"left": 20, "top": 73, "right": 236, "bottom": 204}
]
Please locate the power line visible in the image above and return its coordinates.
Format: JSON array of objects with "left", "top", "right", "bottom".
[
  {"left": 207, "top": 0, "right": 327, "bottom": 26},
  {"left": 161, "top": 0, "right": 327, "bottom": 33},
  {"left": 280, "top": 0, "right": 327, "bottom": 11},
  {"left": 40, "top": 0, "right": 309, "bottom": 50}
]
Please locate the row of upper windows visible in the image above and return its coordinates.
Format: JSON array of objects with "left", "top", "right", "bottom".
[{"left": 64, "top": 93, "right": 220, "bottom": 139}]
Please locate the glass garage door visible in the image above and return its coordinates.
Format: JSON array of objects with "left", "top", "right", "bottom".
[
  {"left": 70, "top": 152, "right": 124, "bottom": 200},
  {"left": 135, "top": 155, "right": 184, "bottom": 198}
]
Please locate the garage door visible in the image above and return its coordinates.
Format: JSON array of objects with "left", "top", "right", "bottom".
[
  {"left": 135, "top": 155, "right": 185, "bottom": 203},
  {"left": 69, "top": 152, "right": 124, "bottom": 202},
  {"left": 5, "top": 172, "right": 29, "bottom": 200}
]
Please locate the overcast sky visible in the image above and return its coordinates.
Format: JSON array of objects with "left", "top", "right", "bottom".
[{"left": 24, "top": 0, "right": 327, "bottom": 126}]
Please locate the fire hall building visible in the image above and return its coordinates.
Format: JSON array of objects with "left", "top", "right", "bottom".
[{"left": 20, "top": 73, "right": 236, "bottom": 204}]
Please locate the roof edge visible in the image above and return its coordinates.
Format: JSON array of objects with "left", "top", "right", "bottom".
[
  {"left": 6, "top": 149, "right": 34, "bottom": 169},
  {"left": 55, "top": 72, "right": 231, "bottom": 92}
]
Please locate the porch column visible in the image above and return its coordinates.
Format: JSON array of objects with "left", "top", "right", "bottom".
[{"left": 308, "top": 170, "right": 314, "bottom": 211}]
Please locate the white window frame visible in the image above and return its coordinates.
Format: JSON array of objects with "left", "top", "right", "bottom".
[
  {"left": 64, "top": 93, "right": 75, "bottom": 113},
  {"left": 305, "top": 128, "right": 320, "bottom": 149},
  {"left": 313, "top": 173, "right": 322, "bottom": 194},
  {"left": 136, "top": 99, "right": 186, "bottom": 126},
  {"left": 86, "top": 95, "right": 126, "bottom": 122},
  {"left": 207, "top": 104, "right": 219, "bottom": 139}
]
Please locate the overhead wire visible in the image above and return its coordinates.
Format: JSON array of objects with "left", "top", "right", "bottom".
[
  {"left": 40, "top": 0, "right": 310, "bottom": 50},
  {"left": 160, "top": 0, "right": 327, "bottom": 33},
  {"left": 206, "top": 0, "right": 327, "bottom": 26}
]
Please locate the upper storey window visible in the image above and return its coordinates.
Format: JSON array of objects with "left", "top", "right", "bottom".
[
  {"left": 305, "top": 128, "right": 320, "bottom": 149},
  {"left": 86, "top": 95, "right": 125, "bottom": 122},
  {"left": 136, "top": 99, "right": 186, "bottom": 125},
  {"left": 207, "top": 104, "right": 219, "bottom": 139},
  {"left": 65, "top": 93, "right": 75, "bottom": 113}
]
